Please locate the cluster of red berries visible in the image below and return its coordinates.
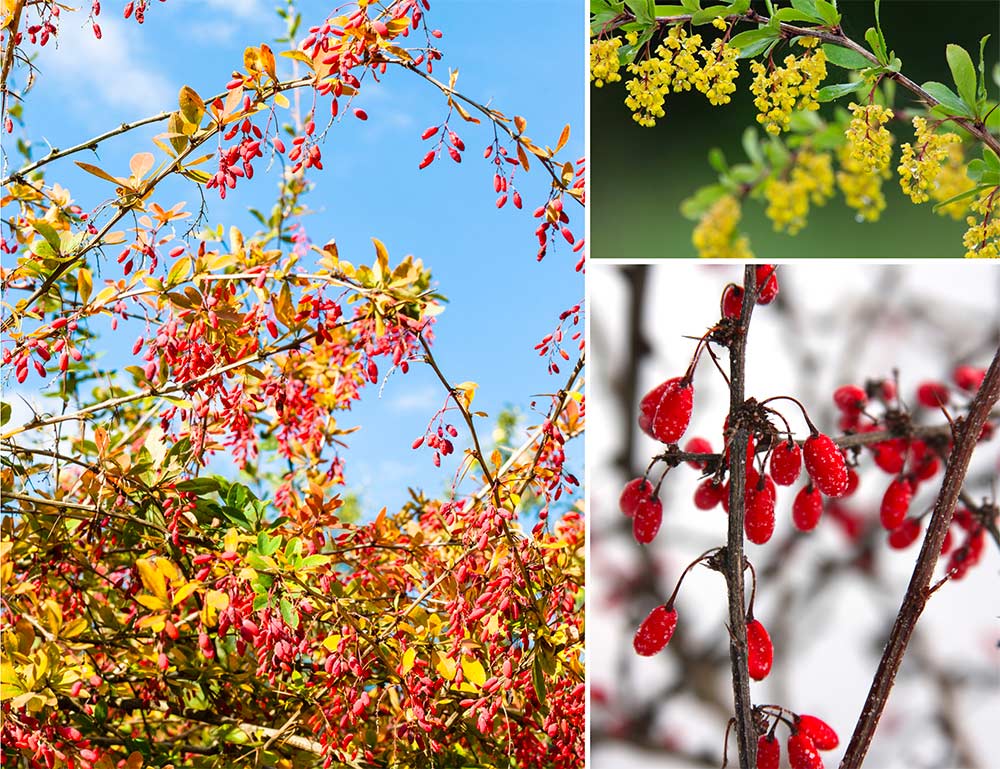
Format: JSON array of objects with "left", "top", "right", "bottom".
[
  {"left": 418, "top": 123, "right": 466, "bottom": 168},
  {"left": 412, "top": 420, "right": 459, "bottom": 467},
  {"left": 755, "top": 711, "right": 839, "bottom": 769},
  {"left": 534, "top": 303, "right": 583, "bottom": 375}
]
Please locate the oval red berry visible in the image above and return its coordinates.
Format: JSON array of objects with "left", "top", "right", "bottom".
[
  {"left": 888, "top": 517, "right": 922, "bottom": 549},
  {"left": 788, "top": 733, "right": 824, "bottom": 769},
  {"left": 638, "top": 377, "right": 693, "bottom": 444},
  {"left": 833, "top": 384, "right": 867, "bottom": 413},
  {"left": 755, "top": 264, "right": 779, "bottom": 305},
  {"left": 632, "top": 494, "right": 664, "bottom": 545},
  {"left": 745, "top": 477, "right": 776, "bottom": 545},
  {"left": 757, "top": 734, "right": 780, "bottom": 769},
  {"left": 633, "top": 605, "right": 678, "bottom": 656},
  {"left": 746, "top": 619, "right": 773, "bottom": 680},
  {"left": 769, "top": 440, "right": 802, "bottom": 486},
  {"left": 693, "top": 478, "right": 725, "bottom": 510},
  {"left": 804, "top": 434, "right": 849, "bottom": 497},
  {"left": 792, "top": 484, "right": 824, "bottom": 532},
  {"left": 880, "top": 478, "right": 912, "bottom": 531},
  {"left": 796, "top": 714, "right": 839, "bottom": 750},
  {"left": 619, "top": 477, "right": 654, "bottom": 519}
]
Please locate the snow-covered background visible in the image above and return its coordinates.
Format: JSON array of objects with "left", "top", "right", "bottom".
[{"left": 588, "top": 262, "right": 1000, "bottom": 769}]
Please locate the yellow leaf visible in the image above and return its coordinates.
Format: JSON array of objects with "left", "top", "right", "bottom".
[
  {"left": 555, "top": 124, "right": 570, "bottom": 153},
  {"left": 259, "top": 43, "right": 277, "bottom": 80},
  {"left": 371, "top": 238, "right": 389, "bottom": 282},
  {"left": 399, "top": 647, "right": 417, "bottom": 676},
  {"left": 172, "top": 581, "right": 200, "bottom": 607},
  {"left": 461, "top": 656, "right": 487, "bottom": 688},
  {"left": 137, "top": 558, "right": 168, "bottom": 602},
  {"left": 322, "top": 634, "right": 342, "bottom": 651},
  {"left": 74, "top": 162, "right": 122, "bottom": 185},
  {"left": 514, "top": 115, "right": 527, "bottom": 134},
  {"left": 244, "top": 46, "right": 262, "bottom": 73},
  {"left": 434, "top": 653, "right": 457, "bottom": 681},
  {"left": 125, "top": 751, "right": 144, "bottom": 769},
  {"left": 129, "top": 152, "right": 155, "bottom": 180},
  {"left": 77, "top": 268, "right": 92, "bottom": 304},
  {"left": 178, "top": 85, "right": 205, "bottom": 127},
  {"left": 273, "top": 92, "right": 290, "bottom": 109},
  {"left": 517, "top": 143, "right": 530, "bottom": 172},
  {"left": 103, "top": 231, "right": 126, "bottom": 245},
  {"left": 135, "top": 594, "right": 168, "bottom": 611},
  {"left": 453, "top": 381, "right": 478, "bottom": 409}
]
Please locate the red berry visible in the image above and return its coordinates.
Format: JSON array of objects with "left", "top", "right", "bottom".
[
  {"left": 754, "top": 264, "right": 779, "bottom": 304},
  {"left": 788, "top": 733, "right": 824, "bottom": 769},
  {"left": 746, "top": 618, "right": 773, "bottom": 680},
  {"left": 744, "top": 474, "right": 776, "bottom": 544},
  {"left": 796, "top": 715, "right": 839, "bottom": 750},
  {"left": 888, "top": 518, "right": 922, "bottom": 549},
  {"left": 833, "top": 384, "right": 867, "bottom": 413},
  {"left": 684, "top": 436, "right": 713, "bottom": 469},
  {"left": 792, "top": 483, "right": 824, "bottom": 531},
  {"left": 619, "top": 477, "right": 654, "bottom": 519},
  {"left": 693, "top": 478, "right": 725, "bottom": 510},
  {"left": 632, "top": 493, "right": 664, "bottom": 544},
  {"left": 633, "top": 605, "right": 677, "bottom": 656},
  {"left": 880, "top": 478, "right": 912, "bottom": 530},
  {"left": 953, "top": 364, "right": 986, "bottom": 392},
  {"left": 916, "top": 381, "right": 950, "bottom": 408},
  {"left": 769, "top": 440, "right": 802, "bottom": 486},
  {"left": 804, "top": 434, "right": 849, "bottom": 497},
  {"left": 871, "top": 439, "right": 906, "bottom": 474},
  {"left": 722, "top": 284, "right": 744, "bottom": 319},
  {"left": 757, "top": 734, "right": 781, "bottom": 769},
  {"left": 638, "top": 377, "right": 694, "bottom": 444}
]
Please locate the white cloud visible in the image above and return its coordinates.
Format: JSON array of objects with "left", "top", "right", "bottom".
[
  {"left": 40, "top": 15, "right": 174, "bottom": 116},
  {"left": 388, "top": 385, "right": 440, "bottom": 412}
]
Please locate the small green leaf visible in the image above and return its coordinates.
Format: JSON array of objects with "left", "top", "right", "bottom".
[
  {"left": 680, "top": 0, "right": 701, "bottom": 10},
  {"left": 691, "top": 4, "right": 728, "bottom": 24},
  {"left": 652, "top": 4, "right": 688, "bottom": 13},
  {"left": 729, "top": 27, "right": 779, "bottom": 58},
  {"left": 624, "top": 0, "right": 655, "bottom": 23},
  {"left": 946, "top": 43, "right": 978, "bottom": 113},
  {"left": 983, "top": 146, "right": 1000, "bottom": 172},
  {"left": 279, "top": 597, "right": 299, "bottom": 629},
  {"left": 814, "top": 0, "right": 840, "bottom": 25},
  {"left": 772, "top": 7, "right": 822, "bottom": 23},
  {"left": 978, "top": 35, "right": 991, "bottom": 103},
  {"left": 33, "top": 221, "right": 62, "bottom": 252},
  {"left": 932, "top": 184, "right": 987, "bottom": 212},
  {"left": 789, "top": 0, "right": 822, "bottom": 23},
  {"left": 708, "top": 147, "right": 728, "bottom": 173},
  {"left": 531, "top": 654, "right": 547, "bottom": 708},
  {"left": 921, "top": 81, "right": 974, "bottom": 118},
  {"left": 0, "top": 402, "right": 10, "bottom": 427},
  {"left": 175, "top": 477, "right": 222, "bottom": 495},
  {"left": 822, "top": 44, "right": 872, "bottom": 70},
  {"left": 680, "top": 184, "right": 727, "bottom": 219},
  {"left": 864, "top": 27, "right": 887, "bottom": 65},
  {"left": 742, "top": 126, "right": 764, "bottom": 166},
  {"left": 966, "top": 159, "right": 986, "bottom": 182},
  {"left": 817, "top": 81, "right": 863, "bottom": 102}
]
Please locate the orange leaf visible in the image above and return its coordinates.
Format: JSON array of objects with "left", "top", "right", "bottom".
[
  {"left": 555, "top": 124, "right": 570, "bottom": 153},
  {"left": 514, "top": 115, "right": 527, "bottom": 134},
  {"left": 130, "top": 152, "right": 155, "bottom": 180}
]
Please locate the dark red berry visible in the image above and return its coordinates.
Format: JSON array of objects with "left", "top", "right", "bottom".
[
  {"left": 684, "top": 436, "right": 713, "bottom": 469},
  {"left": 796, "top": 715, "right": 839, "bottom": 750},
  {"left": 633, "top": 605, "right": 677, "bottom": 656},
  {"left": 871, "top": 439, "right": 906, "bottom": 474},
  {"left": 746, "top": 618, "right": 773, "bottom": 680},
  {"left": 632, "top": 494, "right": 664, "bottom": 544},
  {"left": 769, "top": 440, "right": 802, "bottom": 486},
  {"left": 788, "top": 732, "right": 824, "bottom": 769},
  {"left": 916, "top": 381, "right": 950, "bottom": 408},
  {"left": 745, "top": 476, "right": 776, "bottom": 544},
  {"left": 792, "top": 483, "right": 823, "bottom": 531},
  {"left": 639, "top": 377, "right": 694, "bottom": 444},
  {"left": 880, "top": 478, "right": 912, "bottom": 531},
  {"left": 833, "top": 384, "right": 867, "bottom": 413},
  {"left": 619, "top": 478, "right": 654, "bottom": 519},
  {"left": 693, "top": 478, "right": 725, "bottom": 510},
  {"left": 755, "top": 264, "right": 779, "bottom": 304},
  {"left": 804, "top": 434, "right": 849, "bottom": 497},
  {"left": 953, "top": 364, "right": 985, "bottom": 392},
  {"left": 888, "top": 518, "right": 922, "bottom": 549},
  {"left": 722, "top": 284, "right": 744, "bottom": 319},
  {"left": 757, "top": 734, "right": 780, "bottom": 769}
]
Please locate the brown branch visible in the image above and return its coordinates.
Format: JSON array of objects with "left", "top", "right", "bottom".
[
  {"left": 723, "top": 264, "right": 758, "bottom": 769},
  {"left": 838, "top": 342, "right": 1000, "bottom": 769}
]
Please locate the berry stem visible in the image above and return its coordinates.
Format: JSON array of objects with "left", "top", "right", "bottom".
[
  {"left": 759, "top": 395, "right": 817, "bottom": 435},
  {"left": 722, "top": 264, "right": 759, "bottom": 769},
  {"left": 839, "top": 344, "right": 1000, "bottom": 769},
  {"left": 665, "top": 547, "right": 722, "bottom": 611}
]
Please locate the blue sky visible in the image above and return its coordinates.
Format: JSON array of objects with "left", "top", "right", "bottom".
[{"left": 12, "top": 0, "right": 585, "bottom": 515}]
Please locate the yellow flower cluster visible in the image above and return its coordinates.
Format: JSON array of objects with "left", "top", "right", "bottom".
[
  {"left": 763, "top": 149, "right": 835, "bottom": 234},
  {"left": 660, "top": 25, "right": 704, "bottom": 92},
  {"left": 749, "top": 48, "right": 827, "bottom": 135},
  {"left": 963, "top": 190, "right": 1000, "bottom": 258},
  {"left": 837, "top": 141, "right": 887, "bottom": 222},
  {"left": 624, "top": 27, "right": 704, "bottom": 126},
  {"left": 590, "top": 36, "right": 623, "bottom": 88},
  {"left": 693, "top": 195, "right": 754, "bottom": 258},
  {"left": 695, "top": 38, "right": 740, "bottom": 106},
  {"left": 930, "top": 142, "right": 974, "bottom": 219},
  {"left": 898, "top": 118, "right": 961, "bottom": 203},
  {"left": 845, "top": 103, "right": 894, "bottom": 173}
]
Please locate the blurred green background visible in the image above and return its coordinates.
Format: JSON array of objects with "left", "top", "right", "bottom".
[{"left": 591, "top": 0, "right": 999, "bottom": 259}]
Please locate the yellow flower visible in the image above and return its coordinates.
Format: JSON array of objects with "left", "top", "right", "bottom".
[
  {"left": 837, "top": 141, "right": 887, "bottom": 222},
  {"left": 930, "top": 142, "right": 974, "bottom": 220},
  {"left": 693, "top": 195, "right": 754, "bottom": 258},
  {"left": 845, "top": 103, "right": 894, "bottom": 173},
  {"left": 712, "top": 17, "right": 728, "bottom": 31},
  {"left": 963, "top": 189, "right": 1000, "bottom": 258},
  {"left": 898, "top": 118, "right": 961, "bottom": 204},
  {"left": 658, "top": 25, "right": 703, "bottom": 93},
  {"left": 590, "top": 36, "right": 623, "bottom": 88},
  {"left": 624, "top": 56, "right": 672, "bottom": 127},
  {"left": 763, "top": 149, "right": 834, "bottom": 234},
  {"left": 749, "top": 48, "right": 827, "bottom": 134},
  {"left": 695, "top": 39, "right": 740, "bottom": 106}
]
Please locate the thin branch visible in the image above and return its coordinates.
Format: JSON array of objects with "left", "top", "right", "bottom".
[{"left": 839, "top": 343, "right": 1000, "bottom": 769}]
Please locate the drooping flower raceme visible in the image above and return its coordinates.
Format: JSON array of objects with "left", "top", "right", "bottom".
[
  {"left": 897, "top": 117, "right": 961, "bottom": 204},
  {"left": 692, "top": 194, "right": 754, "bottom": 259},
  {"left": 845, "top": 102, "right": 894, "bottom": 173},
  {"left": 590, "top": 36, "right": 623, "bottom": 88},
  {"left": 749, "top": 47, "right": 827, "bottom": 135}
]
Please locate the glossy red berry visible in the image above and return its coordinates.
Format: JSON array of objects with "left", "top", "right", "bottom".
[
  {"left": 871, "top": 439, "right": 906, "bottom": 474},
  {"left": 787, "top": 732, "right": 824, "bottom": 769},
  {"left": 769, "top": 440, "right": 802, "bottom": 486},
  {"left": 693, "top": 478, "right": 725, "bottom": 510},
  {"left": 745, "top": 475, "right": 776, "bottom": 544},
  {"left": 755, "top": 264, "right": 779, "bottom": 305},
  {"left": 833, "top": 384, "right": 867, "bottom": 413},
  {"left": 639, "top": 377, "right": 694, "bottom": 444},
  {"left": 953, "top": 364, "right": 986, "bottom": 392},
  {"left": 746, "top": 618, "right": 773, "bottom": 680},
  {"left": 722, "top": 284, "right": 744, "bottom": 319},
  {"left": 803, "top": 434, "right": 849, "bottom": 497},
  {"left": 792, "top": 483, "right": 824, "bottom": 531},
  {"left": 684, "top": 436, "right": 713, "bottom": 469},
  {"left": 880, "top": 478, "right": 912, "bottom": 531},
  {"left": 619, "top": 478, "right": 654, "bottom": 519},
  {"left": 757, "top": 734, "right": 780, "bottom": 769},
  {"left": 916, "top": 381, "right": 950, "bottom": 408},
  {"left": 632, "top": 493, "right": 664, "bottom": 544},
  {"left": 796, "top": 714, "right": 839, "bottom": 750},
  {"left": 888, "top": 517, "right": 922, "bottom": 549},
  {"left": 633, "top": 605, "right": 677, "bottom": 656}
]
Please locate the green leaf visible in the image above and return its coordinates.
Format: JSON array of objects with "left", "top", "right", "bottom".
[
  {"left": 33, "top": 221, "right": 62, "bottom": 252},
  {"left": 922, "top": 81, "right": 974, "bottom": 118},
  {"left": 789, "top": 0, "right": 822, "bottom": 22},
  {"left": 252, "top": 593, "right": 269, "bottom": 612},
  {"left": 624, "top": 0, "right": 655, "bottom": 23},
  {"left": 691, "top": 4, "right": 728, "bottom": 24},
  {"left": 279, "top": 597, "right": 299, "bottom": 629},
  {"left": 708, "top": 147, "right": 728, "bottom": 173},
  {"left": 729, "top": 27, "right": 779, "bottom": 58},
  {"left": 0, "top": 402, "right": 10, "bottom": 427},
  {"left": 984, "top": 146, "right": 1000, "bottom": 172},
  {"left": 679, "top": 0, "right": 701, "bottom": 10},
  {"left": 772, "top": 7, "right": 821, "bottom": 23},
  {"left": 932, "top": 184, "right": 987, "bottom": 212},
  {"left": 742, "top": 126, "right": 764, "bottom": 166},
  {"left": 865, "top": 27, "right": 887, "bottom": 65},
  {"left": 680, "top": 183, "right": 728, "bottom": 219},
  {"left": 531, "top": 654, "right": 547, "bottom": 709},
  {"left": 652, "top": 4, "right": 688, "bottom": 13},
  {"left": 946, "top": 43, "right": 978, "bottom": 113},
  {"left": 178, "top": 86, "right": 205, "bottom": 127},
  {"left": 822, "top": 44, "right": 872, "bottom": 70},
  {"left": 591, "top": 10, "right": 619, "bottom": 33},
  {"left": 591, "top": 0, "right": 624, "bottom": 12},
  {"left": 817, "top": 81, "right": 863, "bottom": 102},
  {"left": 814, "top": 0, "right": 840, "bottom": 25},
  {"left": 175, "top": 477, "right": 222, "bottom": 495},
  {"left": 966, "top": 159, "right": 986, "bottom": 182},
  {"left": 978, "top": 35, "right": 991, "bottom": 102}
]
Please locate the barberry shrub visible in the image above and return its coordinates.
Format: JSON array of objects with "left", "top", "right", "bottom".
[
  {"left": 0, "top": 2, "right": 585, "bottom": 767},
  {"left": 590, "top": 0, "right": 999, "bottom": 258},
  {"left": 590, "top": 263, "right": 999, "bottom": 769}
]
